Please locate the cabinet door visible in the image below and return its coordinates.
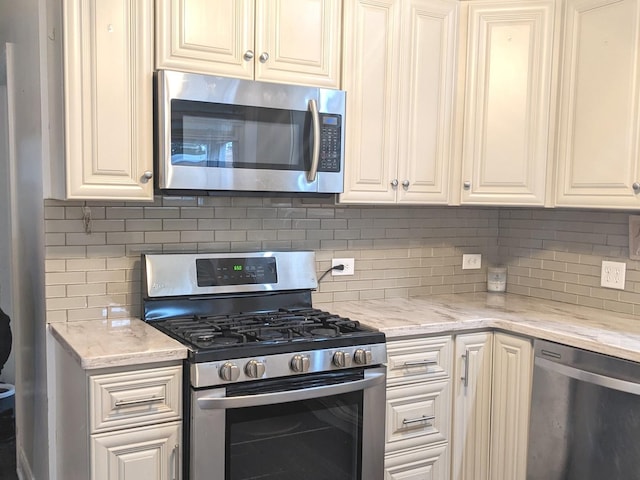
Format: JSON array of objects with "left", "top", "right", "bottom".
[
  {"left": 555, "top": 0, "right": 640, "bottom": 207},
  {"left": 489, "top": 333, "right": 532, "bottom": 480},
  {"left": 396, "top": 0, "right": 458, "bottom": 204},
  {"left": 459, "top": 0, "right": 555, "bottom": 205},
  {"left": 255, "top": 0, "right": 342, "bottom": 87},
  {"left": 156, "top": 0, "right": 254, "bottom": 79},
  {"left": 340, "top": 0, "right": 402, "bottom": 203},
  {"left": 63, "top": 0, "right": 154, "bottom": 200},
  {"left": 452, "top": 332, "right": 493, "bottom": 480},
  {"left": 92, "top": 421, "right": 181, "bottom": 480}
]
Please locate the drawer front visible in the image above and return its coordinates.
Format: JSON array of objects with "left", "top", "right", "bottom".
[
  {"left": 385, "top": 444, "right": 450, "bottom": 480},
  {"left": 90, "top": 365, "right": 182, "bottom": 433},
  {"left": 387, "top": 336, "right": 452, "bottom": 385},
  {"left": 385, "top": 380, "right": 451, "bottom": 453}
]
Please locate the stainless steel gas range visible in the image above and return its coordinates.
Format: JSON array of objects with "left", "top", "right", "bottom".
[{"left": 142, "top": 251, "right": 387, "bottom": 480}]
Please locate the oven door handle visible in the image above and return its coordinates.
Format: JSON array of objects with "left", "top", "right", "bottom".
[{"left": 197, "top": 371, "right": 386, "bottom": 410}]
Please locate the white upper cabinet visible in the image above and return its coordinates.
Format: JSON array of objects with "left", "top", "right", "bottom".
[
  {"left": 554, "top": 0, "right": 640, "bottom": 208},
  {"left": 340, "top": 0, "right": 458, "bottom": 204},
  {"left": 156, "top": 0, "right": 342, "bottom": 88},
  {"left": 62, "top": 0, "right": 154, "bottom": 200},
  {"left": 457, "top": 0, "right": 557, "bottom": 206}
]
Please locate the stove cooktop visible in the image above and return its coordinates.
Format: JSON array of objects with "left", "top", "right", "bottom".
[{"left": 150, "top": 307, "right": 385, "bottom": 363}]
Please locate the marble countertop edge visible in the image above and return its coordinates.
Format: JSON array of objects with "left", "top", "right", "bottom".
[{"left": 48, "top": 319, "right": 188, "bottom": 370}]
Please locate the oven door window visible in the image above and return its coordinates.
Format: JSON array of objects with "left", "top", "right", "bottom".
[
  {"left": 226, "top": 390, "right": 363, "bottom": 480},
  {"left": 170, "top": 99, "right": 312, "bottom": 171}
]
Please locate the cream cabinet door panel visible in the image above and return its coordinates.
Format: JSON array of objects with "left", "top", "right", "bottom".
[
  {"left": 396, "top": 0, "right": 458, "bottom": 204},
  {"left": 385, "top": 444, "right": 450, "bottom": 480},
  {"left": 92, "top": 421, "right": 181, "bottom": 480},
  {"left": 452, "top": 332, "right": 493, "bottom": 480},
  {"left": 555, "top": 0, "right": 640, "bottom": 207},
  {"left": 460, "top": 1, "right": 555, "bottom": 205},
  {"left": 489, "top": 333, "right": 532, "bottom": 480},
  {"left": 156, "top": 0, "right": 254, "bottom": 79},
  {"left": 340, "top": 0, "right": 401, "bottom": 203},
  {"left": 64, "top": 0, "right": 154, "bottom": 200},
  {"left": 255, "top": 0, "right": 341, "bottom": 87}
]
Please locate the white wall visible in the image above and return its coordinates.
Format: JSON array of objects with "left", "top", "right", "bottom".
[
  {"left": 0, "top": 56, "right": 15, "bottom": 386},
  {"left": 0, "top": 1, "right": 50, "bottom": 478}
]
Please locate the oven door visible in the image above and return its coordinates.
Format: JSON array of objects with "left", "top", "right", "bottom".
[{"left": 189, "top": 366, "right": 386, "bottom": 480}]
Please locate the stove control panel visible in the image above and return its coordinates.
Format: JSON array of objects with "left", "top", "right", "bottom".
[{"left": 192, "top": 343, "right": 387, "bottom": 388}]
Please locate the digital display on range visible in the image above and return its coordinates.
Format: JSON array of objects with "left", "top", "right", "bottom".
[{"left": 196, "top": 257, "right": 277, "bottom": 286}]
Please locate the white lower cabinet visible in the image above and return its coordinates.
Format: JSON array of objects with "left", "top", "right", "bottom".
[
  {"left": 385, "top": 335, "right": 454, "bottom": 479},
  {"left": 385, "top": 332, "right": 532, "bottom": 480},
  {"left": 451, "top": 331, "right": 533, "bottom": 480},
  {"left": 451, "top": 332, "right": 493, "bottom": 480},
  {"left": 53, "top": 337, "right": 183, "bottom": 480}
]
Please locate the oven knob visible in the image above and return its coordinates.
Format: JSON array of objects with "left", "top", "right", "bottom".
[
  {"left": 219, "top": 362, "right": 240, "bottom": 382},
  {"left": 290, "top": 354, "right": 310, "bottom": 373},
  {"left": 333, "top": 351, "right": 352, "bottom": 368},
  {"left": 245, "top": 359, "right": 266, "bottom": 378},
  {"left": 354, "top": 349, "right": 373, "bottom": 365}
]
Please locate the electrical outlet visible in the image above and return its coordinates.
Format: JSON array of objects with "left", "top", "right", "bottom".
[
  {"left": 462, "top": 254, "right": 482, "bottom": 270},
  {"left": 601, "top": 261, "right": 626, "bottom": 290},
  {"left": 332, "top": 258, "right": 355, "bottom": 276}
]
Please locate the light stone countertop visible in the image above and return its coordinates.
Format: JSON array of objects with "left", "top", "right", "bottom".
[
  {"left": 48, "top": 318, "right": 188, "bottom": 370},
  {"left": 318, "top": 292, "right": 640, "bottom": 363},
  {"left": 48, "top": 293, "right": 640, "bottom": 369}
]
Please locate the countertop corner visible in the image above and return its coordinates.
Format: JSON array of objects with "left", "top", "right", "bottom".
[{"left": 48, "top": 318, "right": 188, "bottom": 370}]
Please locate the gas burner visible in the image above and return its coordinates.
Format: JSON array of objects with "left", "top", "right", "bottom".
[
  {"left": 211, "top": 335, "right": 243, "bottom": 346},
  {"left": 308, "top": 327, "right": 339, "bottom": 338}
]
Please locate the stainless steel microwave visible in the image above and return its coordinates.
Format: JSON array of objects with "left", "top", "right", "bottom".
[{"left": 156, "top": 70, "right": 346, "bottom": 195}]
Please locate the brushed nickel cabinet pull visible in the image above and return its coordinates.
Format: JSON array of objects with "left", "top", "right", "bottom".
[
  {"left": 114, "top": 395, "right": 165, "bottom": 408},
  {"left": 402, "top": 415, "right": 435, "bottom": 426},
  {"left": 461, "top": 349, "right": 470, "bottom": 387}
]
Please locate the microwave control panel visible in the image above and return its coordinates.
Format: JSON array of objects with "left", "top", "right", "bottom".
[{"left": 318, "top": 114, "right": 342, "bottom": 172}]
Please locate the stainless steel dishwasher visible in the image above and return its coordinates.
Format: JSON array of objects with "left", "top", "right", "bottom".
[{"left": 527, "top": 339, "right": 640, "bottom": 480}]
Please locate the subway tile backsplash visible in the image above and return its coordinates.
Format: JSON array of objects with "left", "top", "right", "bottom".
[{"left": 43, "top": 197, "right": 640, "bottom": 322}]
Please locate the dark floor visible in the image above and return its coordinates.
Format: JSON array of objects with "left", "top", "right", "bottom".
[{"left": 0, "top": 416, "right": 17, "bottom": 480}]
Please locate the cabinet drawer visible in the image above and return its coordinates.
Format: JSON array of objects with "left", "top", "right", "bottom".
[
  {"left": 385, "top": 380, "right": 451, "bottom": 453},
  {"left": 90, "top": 365, "right": 182, "bottom": 433},
  {"left": 384, "top": 444, "right": 450, "bottom": 480},
  {"left": 387, "top": 336, "right": 452, "bottom": 385}
]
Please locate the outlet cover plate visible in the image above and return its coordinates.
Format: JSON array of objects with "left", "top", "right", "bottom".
[
  {"left": 332, "top": 258, "right": 355, "bottom": 276},
  {"left": 601, "top": 261, "right": 626, "bottom": 290},
  {"left": 462, "top": 254, "right": 482, "bottom": 270}
]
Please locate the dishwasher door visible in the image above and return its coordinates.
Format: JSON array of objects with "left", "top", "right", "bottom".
[{"left": 527, "top": 339, "right": 640, "bottom": 480}]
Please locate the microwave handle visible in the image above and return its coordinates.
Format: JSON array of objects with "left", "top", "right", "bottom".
[{"left": 307, "top": 99, "right": 321, "bottom": 182}]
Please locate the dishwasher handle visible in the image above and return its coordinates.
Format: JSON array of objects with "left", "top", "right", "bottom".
[{"left": 535, "top": 356, "right": 640, "bottom": 396}]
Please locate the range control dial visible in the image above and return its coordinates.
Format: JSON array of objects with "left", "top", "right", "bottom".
[
  {"left": 290, "top": 354, "right": 310, "bottom": 373},
  {"left": 219, "top": 362, "right": 240, "bottom": 382},
  {"left": 245, "top": 359, "right": 266, "bottom": 378},
  {"left": 333, "top": 351, "right": 353, "bottom": 368},
  {"left": 354, "top": 349, "right": 373, "bottom": 365}
]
